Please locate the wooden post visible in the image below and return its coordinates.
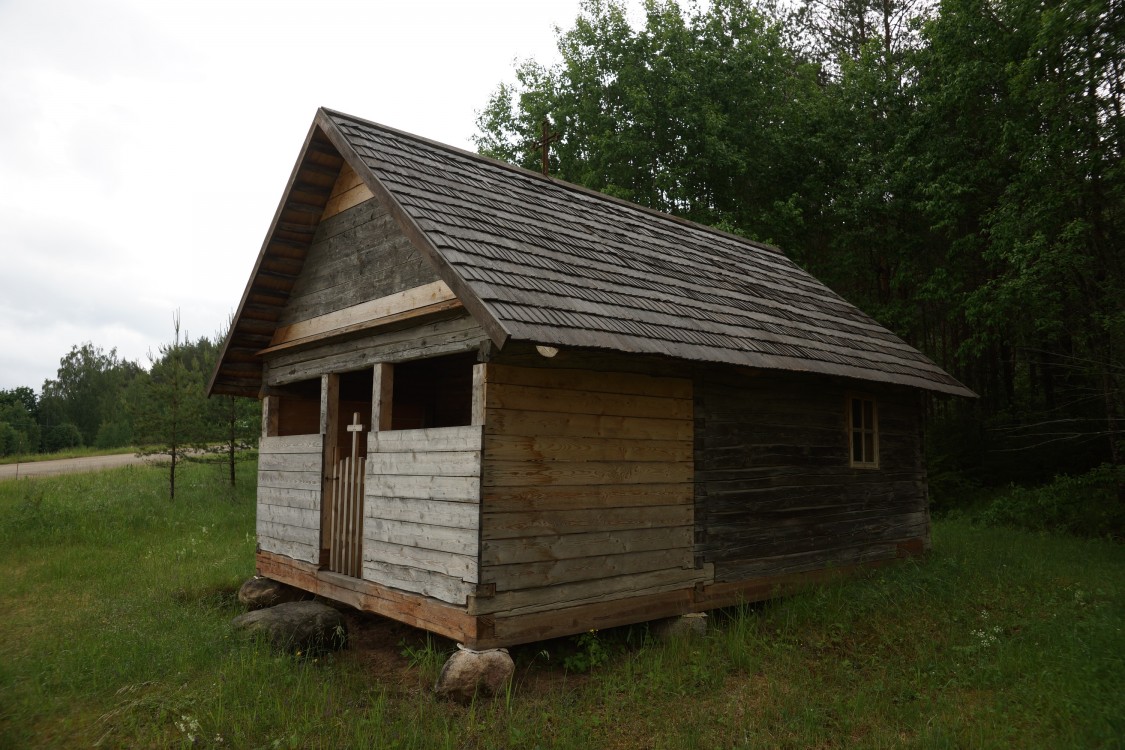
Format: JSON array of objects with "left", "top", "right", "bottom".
[
  {"left": 472, "top": 363, "right": 488, "bottom": 427},
  {"left": 320, "top": 373, "right": 340, "bottom": 566},
  {"left": 261, "top": 396, "right": 279, "bottom": 438},
  {"left": 372, "top": 363, "right": 393, "bottom": 432}
]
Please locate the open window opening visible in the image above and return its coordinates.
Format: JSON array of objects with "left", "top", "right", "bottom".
[
  {"left": 389, "top": 352, "right": 476, "bottom": 430},
  {"left": 272, "top": 378, "right": 321, "bottom": 437},
  {"left": 848, "top": 395, "right": 879, "bottom": 468}
]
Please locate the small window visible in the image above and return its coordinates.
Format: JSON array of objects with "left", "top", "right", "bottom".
[
  {"left": 389, "top": 353, "right": 476, "bottom": 430},
  {"left": 848, "top": 395, "right": 878, "bottom": 468}
]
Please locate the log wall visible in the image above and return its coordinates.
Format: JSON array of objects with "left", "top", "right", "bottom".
[
  {"left": 257, "top": 434, "right": 325, "bottom": 564},
  {"left": 694, "top": 368, "right": 928, "bottom": 580},
  {"left": 363, "top": 425, "right": 483, "bottom": 605},
  {"left": 475, "top": 363, "right": 704, "bottom": 619}
]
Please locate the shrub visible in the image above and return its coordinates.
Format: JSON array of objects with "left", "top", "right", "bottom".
[
  {"left": 43, "top": 423, "right": 83, "bottom": 453},
  {"left": 94, "top": 420, "right": 132, "bottom": 449},
  {"left": 977, "top": 463, "right": 1125, "bottom": 539}
]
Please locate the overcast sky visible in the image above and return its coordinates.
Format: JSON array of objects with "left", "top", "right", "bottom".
[{"left": 0, "top": 0, "right": 586, "bottom": 392}]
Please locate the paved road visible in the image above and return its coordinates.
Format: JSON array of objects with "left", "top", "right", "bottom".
[{"left": 0, "top": 452, "right": 167, "bottom": 480}]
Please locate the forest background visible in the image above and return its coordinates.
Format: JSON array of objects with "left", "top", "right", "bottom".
[{"left": 1, "top": 0, "right": 1121, "bottom": 532}]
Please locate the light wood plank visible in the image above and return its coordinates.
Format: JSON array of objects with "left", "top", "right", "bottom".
[
  {"left": 268, "top": 280, "right": 460, "bottom": 348},
  {"left": 259, "top": 502, "right": 319, "bottom": 530},
  {"left": 257, "top": 535, "right": 318, "bottom": 563},
  {"left": 257, "top": 519, "right": 319, "bottom": 546}
]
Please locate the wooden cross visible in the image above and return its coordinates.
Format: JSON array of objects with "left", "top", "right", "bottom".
[
  {"left": 346, "top": 411, "right": 364, "bottom": 463},
  {"left": 527, "top": 118, "right": 561, "bottom": 176}
]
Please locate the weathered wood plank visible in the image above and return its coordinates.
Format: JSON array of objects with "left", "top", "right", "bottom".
[
  {"left": 257, "top": 535, "right": 318, "bottom": 563},
  {"left": 365, "top": 496, "right": 479, "bottom": 530},
  {"left": 469, "top": 566, "right": 706, "bottom": 616},
  {"left": 484, "top": 547, "right": 693, "bottom": 589},
  {"left": 259, "top": 502, "right": 319, "bottom": 530},
  {"left": 482, "top": 526, "right": 692, "bottom": 565},
  {"left": 484, "top": 435, "right": 690, "bottom": 463},
  {"left": 363, "top": 539, "right": 478, "bottom": 582},
  {"left": 258, "top": 469, "right": 321, "bottom": 491},
  {"left": 366, "top": 473, "right": 481, "bottom": 502},
  {"left": 258, "top": 486, "right": 320, "bottom": 511},
  {"left": 257, "top": 519, "right": 318, "bottom": 546},
  {"left": 361, "top": 559, "right": 474, "bottom": 605},
  {"left": 482, "top": 483, "right": 690, "bottom": 512},
  {"left": 266, "top": 315, "right": 487, "bottom": 386},
  {"left": 483, "top": 459, "right": 692, "bottom": 487},
  {"left": 258, "top": 451, "right": 322, "bottom": 472},
  {"left": 367, "top": 450, "right": 481, "bottom": 477},
  {"left": 260, "top": 434, "right": 324, "bottom": 455},
  {"left": 369, "top": 425, "right": 483, "bottom": 453},
  {"left": 486, "top": 408, "right": 692, "bottom": 441},
  {"left": 486, "top": 382, "right": 692, "bottom": 420},
  {"left": 364, "top": 517, "right": 479, "bottom": 556},
  {"left": 486, "top": 363, "right": 692, "bottom": 399},
  {"left": 482, "top": 504, "right": 692, "bottom": 539}
]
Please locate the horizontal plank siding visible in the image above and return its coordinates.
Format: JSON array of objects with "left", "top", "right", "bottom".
[
  {"left": 362, "top": 426, "right": 483, "bottom": 605},
  {"left": 258, "top": 434, "right": 323, "bottom": 564},
  {"left": 695, "top": 368, "right": 929, "bottom": 580},
  {"left": 479, "top": 362, "right": 698, "bottom": 614}
]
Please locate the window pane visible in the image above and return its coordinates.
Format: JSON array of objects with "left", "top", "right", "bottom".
[
  {"left": 852, "top": 398, "right": 862, "bottom": 428},
  {"left": 864, "top": 400, "right": 874, "bottom": 429},
  {"left": 864, "top": 432, "right": 875, "bottom": 463},
  {"left": 852, "top": 431, "right": 863, "bottom": 462}
]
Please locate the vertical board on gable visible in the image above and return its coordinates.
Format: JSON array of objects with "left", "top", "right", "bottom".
[
  {"left": 475, "top": 363, "right": 704, "bottom": 617},
  {"left": 258, "top": 434, "right": 324, "bottom": 563},
  {"left": 278, "top": 193, "right": 440, "bottom": 327}
]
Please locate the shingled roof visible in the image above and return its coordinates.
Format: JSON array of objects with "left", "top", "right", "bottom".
[{"left": 210, "top": 108, "right": 973, "bottom": 399}]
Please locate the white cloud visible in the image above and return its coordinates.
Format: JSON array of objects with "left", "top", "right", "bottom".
[{"left": 0, "top": 0, "right": 583, "bottom": 391}]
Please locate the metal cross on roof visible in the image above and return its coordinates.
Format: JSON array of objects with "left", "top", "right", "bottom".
[{"left": 527, "top": 118, "right": 561, "bottom": 176}]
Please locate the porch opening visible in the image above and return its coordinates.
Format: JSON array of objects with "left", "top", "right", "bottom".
[
  {"left": 390, "top": 352, "right": 476, "bottom": 430},
  {"left": 272, "top": 378, "right": 320, "bottom": 437}
]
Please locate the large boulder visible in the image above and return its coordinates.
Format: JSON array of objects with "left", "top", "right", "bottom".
[
  {"left": 237, "top": 576, "right": 308, "bottom": 611},
  {"left": 434, "top": 645, "right": 514, "bottom": 702},
  {"left": 231, "top": 601, "right": 348, "bottom": 655}
]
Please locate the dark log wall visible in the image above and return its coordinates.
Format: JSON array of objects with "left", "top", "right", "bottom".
[
  {"left": 694, "top": 368, "right": 928, "bottom": 581},
  {"left": 278, "top": 197, "right": 439, "bottom": 326}
]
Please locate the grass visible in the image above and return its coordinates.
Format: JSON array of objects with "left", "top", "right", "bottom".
[
  {"left": 0, "top": 444, "right": 140, "bottom": 465},
  {"left": 0, "top": 463, "right": 1122, "bottom": 748}
]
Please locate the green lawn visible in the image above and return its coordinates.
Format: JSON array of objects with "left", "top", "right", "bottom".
[{"left": 0, "top": 462, "right": 1121, "bottom": 748}]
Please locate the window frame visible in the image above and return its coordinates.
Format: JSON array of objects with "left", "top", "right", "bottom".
[{"left": 847, "top": 393, "right": 879, "bottom": 469}]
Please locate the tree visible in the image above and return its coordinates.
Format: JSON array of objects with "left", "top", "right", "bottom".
[
  {"left": 133, "top": 312, "right": 206, "bottom": 500},
  {"left": 205, "top": 318, "right": 260, "bottom": 488},
  {"left": 39, "top": 343, "right": 140, "bottom": 449}
]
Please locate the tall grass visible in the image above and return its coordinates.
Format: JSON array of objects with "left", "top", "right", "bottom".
[{"left": 0, "top": 463, "right": 1121, "bottom": 748}]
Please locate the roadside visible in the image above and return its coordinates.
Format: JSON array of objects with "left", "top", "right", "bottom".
[{"left": 0, "top": 452, "right": 166, "bottom": 480}]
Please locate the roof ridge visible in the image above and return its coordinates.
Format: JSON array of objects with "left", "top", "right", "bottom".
[{"left": 320, "top": 107, "right": 788, "bottom": 258}]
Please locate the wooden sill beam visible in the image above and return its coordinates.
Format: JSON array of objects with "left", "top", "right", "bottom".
[{"left": 257, "top": 280, "right": 462, "bottom": 356}]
